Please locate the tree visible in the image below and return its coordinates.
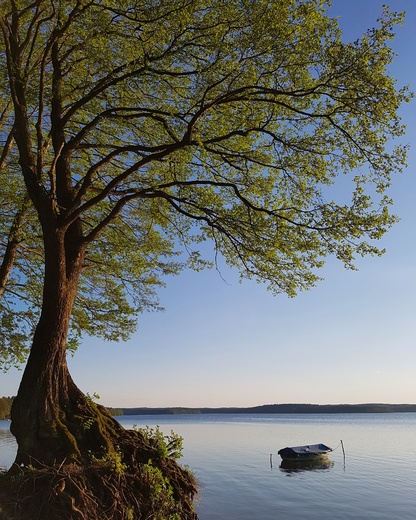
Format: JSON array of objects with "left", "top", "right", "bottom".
[{"left": 0, "top": 1, "right": 411, "bottom": 518}]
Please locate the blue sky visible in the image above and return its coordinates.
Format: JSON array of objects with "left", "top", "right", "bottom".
[{"left": 2, "top": 0, "right": 416, "bottom": 408}]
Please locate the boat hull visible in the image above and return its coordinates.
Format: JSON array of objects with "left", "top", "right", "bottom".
[{"left": 278, "top": 443, "right": 332, "bottom": 461}]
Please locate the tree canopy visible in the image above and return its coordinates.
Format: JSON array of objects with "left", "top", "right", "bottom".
[{"left": 0, "top": 1, "right": 410, "bottom": 373}]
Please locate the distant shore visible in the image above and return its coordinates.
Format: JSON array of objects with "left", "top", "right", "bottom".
[{"left": 120, "top": 403, "right": 416, "bottom": 415}]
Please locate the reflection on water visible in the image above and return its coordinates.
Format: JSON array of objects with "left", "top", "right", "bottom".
[
  {"left": 0, "top": 427, "right": 15, "bottom": 445},
  {"left": 0, "top": 423, "right": 17, "bottom": 469},
  {"left": 279, "top": 457, "right": 334, "bottom": 473},
  {"left": 269, "top": 452, "right": 335, "bottom": 472}
]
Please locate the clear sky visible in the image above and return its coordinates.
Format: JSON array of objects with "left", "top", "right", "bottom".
[{"left": 2, "top": 0, "right": 416, "bottom": 408}]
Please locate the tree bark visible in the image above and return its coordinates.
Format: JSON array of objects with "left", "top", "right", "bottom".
[{"left": 10, "top": 223, "right": 122, "bottom": 468}]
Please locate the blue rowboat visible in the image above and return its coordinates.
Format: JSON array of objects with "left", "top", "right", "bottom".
[{"left": 278, "top": 443, "right": 332, "bottom": 461}]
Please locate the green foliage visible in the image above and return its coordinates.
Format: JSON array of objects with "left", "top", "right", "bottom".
[
  {"left": 0, "top": 396, "right": 13, "bottom": 419},
  {"left": 0, "top": 0, "right": 412, "bottom": 369},
  {"left": 85, "top": 392, "right": 101, "bottom": 403},
  {"left": 140, "top": 462, "right": 181, "bottom": 520},
  {"left": 0, "top": 197, "right": 41, "bottom": 371},
  {"left": 89, "top": 446, "right": 128, "bottom": 475},
  {"left": 135, "top": 426, "right": 184, "bottom": 461}
]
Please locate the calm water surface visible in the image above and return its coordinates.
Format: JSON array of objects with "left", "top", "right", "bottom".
[{"left": 1, "top": 413, "right": 416, "bottom": 519}]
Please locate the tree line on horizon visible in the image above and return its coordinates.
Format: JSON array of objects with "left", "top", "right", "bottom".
[{"left": 120, "top": 403, "right": 416, "bottom": 415}]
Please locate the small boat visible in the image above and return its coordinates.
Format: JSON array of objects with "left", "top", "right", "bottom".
[{"left": 278, "top": 443, "right": 332, "bottom": 461}]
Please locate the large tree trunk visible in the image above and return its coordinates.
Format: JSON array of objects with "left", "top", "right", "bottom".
[{"left": 10, "top": 224, "right": 122, "bottom": 468}]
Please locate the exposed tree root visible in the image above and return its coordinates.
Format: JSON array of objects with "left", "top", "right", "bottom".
[{"left": 0, "top": 427, "right": 198, "bottom": 520}]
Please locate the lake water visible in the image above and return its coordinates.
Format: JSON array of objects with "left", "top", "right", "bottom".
[{"left": 1, "top": 413, "right": 416, "bottom": 519}]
